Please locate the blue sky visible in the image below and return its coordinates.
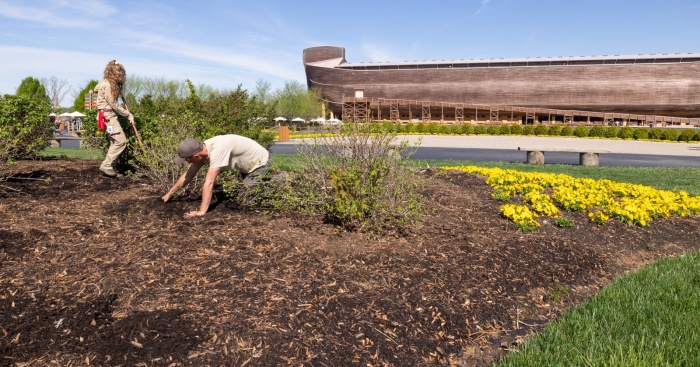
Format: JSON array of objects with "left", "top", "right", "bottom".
[{"left": 2, "top": 0, "right": 699, "bottom": 106}]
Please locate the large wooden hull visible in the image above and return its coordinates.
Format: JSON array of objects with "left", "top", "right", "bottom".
[{"left": 304, "top": 46, "right": 700, "bottom": 118}]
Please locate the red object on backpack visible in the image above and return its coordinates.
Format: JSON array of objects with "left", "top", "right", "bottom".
[{"left": 97, "top": 110, "right": 106, "bottom": 130}]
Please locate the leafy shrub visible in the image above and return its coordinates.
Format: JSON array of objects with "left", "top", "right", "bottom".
[
  {"left": 415, "top": 122, "right": 427, "bottom": 134},
  {"left": 486, "top": 125, "right": 499, "bottom": 135},
  {"left": 661, "top": 129, "right": 680, "bottom": 142},
  {"left": 0, "top": 94, "right": 52, "bottom": 161},
  {"left": 573, "top": 125, "right": 589, "bottom": 137},
  {"left": 648, "top": 128, "right": 664, "bottom": 140},
  {"left": 588, "top": 126, "right": 606, "bottom": 137},
  {"left": 473, "top": 125, "right": 487, "bottom": 135},
  {"left": 460, "top": 124, "right": 474, "bottom": 135},
  {"left": 618, "top": 126, "right": 634, "bottom": 139},
  {"left": 533, "top": 124, "right": 548, "bottom": 136},
  {"left": 498, "top": 124, "right": 511, "bottom": 135},
  {"left": 604, "top": 126, "right": 619, "bottom": 138},
  {"left": 404, "top": 123, "right": 416, "bottom": 133},
  {"left": 547, "top": 125, "right": 562, "bottom": 136},
  {"left": 427, "top": 122, "right": 441, "bottom": 135},
  {"left": 693, "top": 131, "right": 700, "bottom": 142},
  {"left": 633, "top": 128, "right": 649, "bottom": 140},
  {"left": 439, "top": 124, "right": 454, "bottom": 135},
  {"left": 286, "top": 123, "right": 425, "bottom": 232},
  {"left": 394, "top": 124, "right": 406, "bottom": 134},
  {"left": 522, "top": 125, "right": 535, "bottom": 136},
  {"left": 131, "top": 113, "right": 205, "bottom": 195},
  {"left": 678, "top": 129, "right": 696, "bottom": 142},
  {"left": 560, "top": 126, "right": 574, "bottom": 136},
  {"left": 381, "top": 121, "right": 396, "bottom": 133},
  {"left": 510, "top": 124, "right": 523, "bottom": 135}
]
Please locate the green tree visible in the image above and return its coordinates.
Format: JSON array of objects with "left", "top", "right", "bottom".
[
  {"left": 73, "top": 80, "right": 99, "bottom": 112},
  {"left": 15, "top": 77, "right": 50, "bottom": 104},
  {"left": 272, "top": 81, "right": 322, "bottom": 120}
]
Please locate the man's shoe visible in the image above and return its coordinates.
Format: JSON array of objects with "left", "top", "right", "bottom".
[{"left": 100, "top": 167, "right": 118, "bottom": 177}]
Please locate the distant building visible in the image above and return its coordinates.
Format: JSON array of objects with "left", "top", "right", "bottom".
[{"left": 303, "top": 46, "right": 700, "bottom": 126}]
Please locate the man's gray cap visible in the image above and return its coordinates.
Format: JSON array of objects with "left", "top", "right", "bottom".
[{"left": 174, "top": 138, "right": 203, "bottom": 164}]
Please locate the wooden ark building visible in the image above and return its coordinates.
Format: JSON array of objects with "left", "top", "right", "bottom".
[{"left": 303, "top": 46, "right": 700, "bottom": 127}]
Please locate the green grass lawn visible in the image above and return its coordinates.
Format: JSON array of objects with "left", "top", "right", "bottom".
[
  {"left": 273, "top": 155, "right": 700, "bottom": 196},
  {"left": 495, "top": 251, "right": 700, "bottom": 366},
  {"left": 40, "top": 147, "right": 104, "bottom": 160}
]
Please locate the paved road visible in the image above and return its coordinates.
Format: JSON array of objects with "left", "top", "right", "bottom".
[{"left": 271, "top": 135, "right": 700, "bottom": 168}]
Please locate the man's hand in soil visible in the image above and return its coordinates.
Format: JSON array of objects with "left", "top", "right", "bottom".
[
  {"left": 162, "top": 194, "right": 171, "bottom": 202},
  {"left": 184, "top": 210, "right": 205, "bottom": 219}
]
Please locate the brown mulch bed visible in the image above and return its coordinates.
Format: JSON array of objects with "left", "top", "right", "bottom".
[{"left": 1, "top": 158, "right": 699, "bottom": 367}]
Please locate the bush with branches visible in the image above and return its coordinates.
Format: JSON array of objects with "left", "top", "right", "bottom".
[
  {"left": 276, "top": 123, "right": 426, "bottom": 232},
  {"left": 619, "top": 126, "right": 634, "bottom": 139},
  {"left": 0, "top": 94, "right": 52, "bottom": 162},
  {"left": 677, "top": 129, "right": 696, "bottom": 142},
  {"left": 547, "top": 125, "right": 561, "bottom": 136}
]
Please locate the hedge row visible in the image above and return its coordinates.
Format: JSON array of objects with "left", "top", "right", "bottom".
[{"left": 366, "top": 122, "right": 700, "bottom": 142}]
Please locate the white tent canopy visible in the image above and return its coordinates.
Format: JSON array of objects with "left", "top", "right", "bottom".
[
  {"left": 70, "top": 111, "right": 86, "bottom": 117},
  {"left": 59, "top": 112, "right": 72, "bottom": 117},
  {"left": 291, "top": 117, "right": 305, "bottom": 122},
  {"left": 273, "top": 116, "right": 287, "bottom": 122}
]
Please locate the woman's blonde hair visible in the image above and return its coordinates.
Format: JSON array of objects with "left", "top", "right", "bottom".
[{"left": 103, "top": 60, "right": 126, "bottom": 100}]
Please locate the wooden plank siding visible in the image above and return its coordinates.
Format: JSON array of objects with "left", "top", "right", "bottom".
[{"left": 304, "top": 46, "right": 700, "bottom": 126}]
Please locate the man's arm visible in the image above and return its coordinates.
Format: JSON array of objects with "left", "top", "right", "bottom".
[
  {"left": 162, "top": 162, "right": 204, "bottom": 202},
  {"left": 184, "top": 166, "right": 221, "bottom": 218}
]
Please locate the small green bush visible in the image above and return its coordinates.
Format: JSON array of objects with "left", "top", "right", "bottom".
[
  {"left": 648, "top": 128, "right": 664, "bottom": 140},
  {"left": 618, "top": 126, "right": 634, "bottom": 139},
  {"left": 439, "top": 124, "right": 453, "bottom": 135},
  {"left": 560, "top": 126, "right": 574, "bottom": 136},
  {"left": 633, "top": 128, "right": 649, "bottom": 140},
  {"left": 427, "top": 122, "right": 440, "bottom": 135},
  {"left": 287, "top": 123, "right": 425, "bottom": 232},
  {"left": 588, "top": 126, "right": 606, "bottom": 137},
  {"left": 510, "top": 124, "right": 523, "bottom": 135},
  {"left": 661, "top": 129, "right": 680, "bottom": 141},
  {"left": 404, "top": 123, "right": 416, "bottom": 133},
  {"left": 677, "top": 129, "right": 696, "bottom": 142},
  {"left": 460, "top": 124, "right": 474, "bottom": 135},
  {"left": 522, "top": 125, "right": 535, "bottom": 136},
  {"left": 573, "top": 125, "right": 589, "bottom": 137},
  {"left": 415, "top": 122, "right": 427, "bottom": 134},
  {"left": 548, "top": 125, "right": 562, "bottom": 136},
  {"left": 693, "top": 131, "right": 700, "bottom": 141},
  {"left": 381, "top": 121, "right": 396, "bottom": 133},
  {"left": 498, "top": 124, "right": 511, "bottom": 135},
  {"left": 486, "top": 125, "right": 499, "bottom": 135},
  {"left": 0, "top": 94, "right": 53, "bottom": 161},
  {"left": 604, "top": 126, "right": 619, "bottom": 138},
  {"left": 473, "top": 125, "right": 487, "bottom": 135},
  {"left": 533, "top": 124, "right": 548, "bottom": 136}
]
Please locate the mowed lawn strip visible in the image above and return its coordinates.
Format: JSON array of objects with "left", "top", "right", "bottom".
[{"left": 495, "top": 250, "right": 700, "bottom": 366}]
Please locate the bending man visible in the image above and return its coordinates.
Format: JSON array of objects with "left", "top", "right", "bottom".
[{"left": 162, "top": 134, "right": 271, "bottom": 218}]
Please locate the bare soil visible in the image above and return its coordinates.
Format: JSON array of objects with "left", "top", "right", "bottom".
[{"left": 1, "top": 158, "right": 699, "bottom": 367}]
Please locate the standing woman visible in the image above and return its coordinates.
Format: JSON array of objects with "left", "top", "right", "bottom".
[{"left": 95, "top": 60, "right": 135, "bottom": 177}]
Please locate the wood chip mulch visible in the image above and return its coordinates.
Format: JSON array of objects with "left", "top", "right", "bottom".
[{"left": 1, "top": 158, "right": 699, "bottom": 367}]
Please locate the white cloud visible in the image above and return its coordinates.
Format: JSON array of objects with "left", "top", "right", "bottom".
[
  {"left": 476, "top": 0, "right": 492, "bottom": 15},
  {"left": 360, "top": 42, "right": 398, "bottom": 62},
  {"left": 0, "top": 0, "right": 116, "bottom": 28}
]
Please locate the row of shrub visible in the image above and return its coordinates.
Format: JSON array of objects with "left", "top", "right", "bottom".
[{"left": 360, "top": 122, "right": 700, "bottom": 142}]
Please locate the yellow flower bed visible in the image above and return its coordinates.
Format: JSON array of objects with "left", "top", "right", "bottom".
[{"left": 443, "top": 166, "right": 700, "bottom": 230}]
